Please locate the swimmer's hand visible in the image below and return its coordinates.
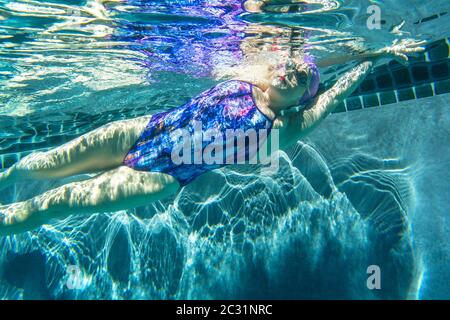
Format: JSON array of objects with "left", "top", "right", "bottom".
[
  {"left": 316, "top": 38, "right": 426, "bottom": 68},
  {"left": 376, "top": 38, "right": 427, "bottom": 64}
]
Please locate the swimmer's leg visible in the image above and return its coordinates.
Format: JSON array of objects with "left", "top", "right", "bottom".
[
  {"left": 0, "top": 166, "right": 179, "bottom": 236},
  {"left": 0, "top": 116, "right": 150, "bottom": 190}
]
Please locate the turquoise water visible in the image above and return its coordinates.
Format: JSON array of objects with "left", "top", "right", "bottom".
[{"left": 0, "top": 0, "right": 449, "bottom": 299}]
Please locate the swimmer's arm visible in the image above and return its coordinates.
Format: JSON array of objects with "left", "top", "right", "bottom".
[
  {"left": 303, "top": 61, "right": 374, "bottom": 124},
  {"left": 316, "top": 39, "right": 427, "bottom": 68},
  {"left": 316, "top": 53, "right": 378, "bottom": 68},
  {"left": 278, "top": 61, "right": 373, "bottom": 148}
]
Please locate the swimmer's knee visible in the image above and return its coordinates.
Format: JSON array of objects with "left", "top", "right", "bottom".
[{"left": 119, "top": 168, "right": 180, "bottom": 196}]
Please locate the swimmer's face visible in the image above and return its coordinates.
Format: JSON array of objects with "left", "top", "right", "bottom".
[{"left": 267, "top": 58, "right": 310, "bottom": 111}]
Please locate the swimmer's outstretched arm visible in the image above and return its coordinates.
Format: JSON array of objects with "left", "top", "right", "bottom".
[
  {"left": 316, "top": 38, "right": 427, "bottom": 68},
  {"left": 278, "top": 39, "right": 426, "bottom": 148},
  {"left": 278, "top": 61, "right": 373, "bottom": 148}
]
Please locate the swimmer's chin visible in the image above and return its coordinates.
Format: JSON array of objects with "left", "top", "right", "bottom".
[{"left": 243, "top": 0, "right": 263, "bottom": 13}]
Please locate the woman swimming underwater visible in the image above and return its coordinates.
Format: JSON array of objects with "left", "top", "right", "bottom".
[{"left": 0, "top": 39, "right": 424, "bottom": 235}]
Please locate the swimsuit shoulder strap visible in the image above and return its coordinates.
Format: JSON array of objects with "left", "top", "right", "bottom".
[{"left": 217, "top": 80, "right": 253, "bottom": 96}]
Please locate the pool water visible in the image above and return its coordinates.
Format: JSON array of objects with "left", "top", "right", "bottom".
[{"left": 0, "top": 0, "right": 449, "bottom": 299}]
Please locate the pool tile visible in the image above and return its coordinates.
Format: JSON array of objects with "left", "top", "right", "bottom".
[
  {"left": 374, "top": 64, "right": 389, "bottom": 73},
  {"left": 379, "top": 91, "right": 397, "bottom": 105},
  {"left": 411, "top": 65, "right": 429, "bottom": 82},
  {"left": 360, "top": 79, "right": 376, "bottom": 93},
  {"left": 388, "top": 60, "right": 403, "bottom": 68},
  {"left": 435, "top": 79, "right": 450, "bottom": 94},
  {"left": 363, "top": 94, "right": 380, "bottom": 108},
  {"left": 409, "top": 54, "right": 426, "bottom": 62},
  {"left": 428, "top": 40, "right": 449, "bottom": 61},
  {"left": 415, "top": 83, "right": 434, "bottom": 98},
  {"left": 352, "top": 86, "right": 362, "bottom": 95},
  {"left": 376, "top": 73, "right": 394, "bottom": 89},
  {"left": 392, "top": 68, "right": 412, "bottom": 88},
  {"left": 345, "top": 96, "right": 362, "bottom": 111},
  {"left": 397, "top": 88, "right": 415, "bottom": 101},
  {"left": 431, "top": 61, "right": 449, "bottom": 79}
]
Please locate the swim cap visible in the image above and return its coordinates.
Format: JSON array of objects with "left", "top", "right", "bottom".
[
  {"left": 298, "top": 55, "right": 320, "bottom": 104},
  {"left": 279, "top": 55, "right": 320, "bottom": 116}
]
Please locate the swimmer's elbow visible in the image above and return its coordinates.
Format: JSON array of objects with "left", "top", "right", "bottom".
[{"left": 307, "top": 95, "right": 338, "bottom": 124}]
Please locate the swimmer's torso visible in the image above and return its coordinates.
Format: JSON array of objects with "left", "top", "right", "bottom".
[{"left": 123, "top": 80, "right": 273, "bottom": 185}]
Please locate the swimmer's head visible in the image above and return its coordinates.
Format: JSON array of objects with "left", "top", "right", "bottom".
[{"left": 266, "top": 57, "right": 313, "bottom": 112}]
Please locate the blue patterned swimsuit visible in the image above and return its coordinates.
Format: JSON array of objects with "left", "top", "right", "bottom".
[{"left": 123, "top": 80, "right": 273, "bottom": 186}]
